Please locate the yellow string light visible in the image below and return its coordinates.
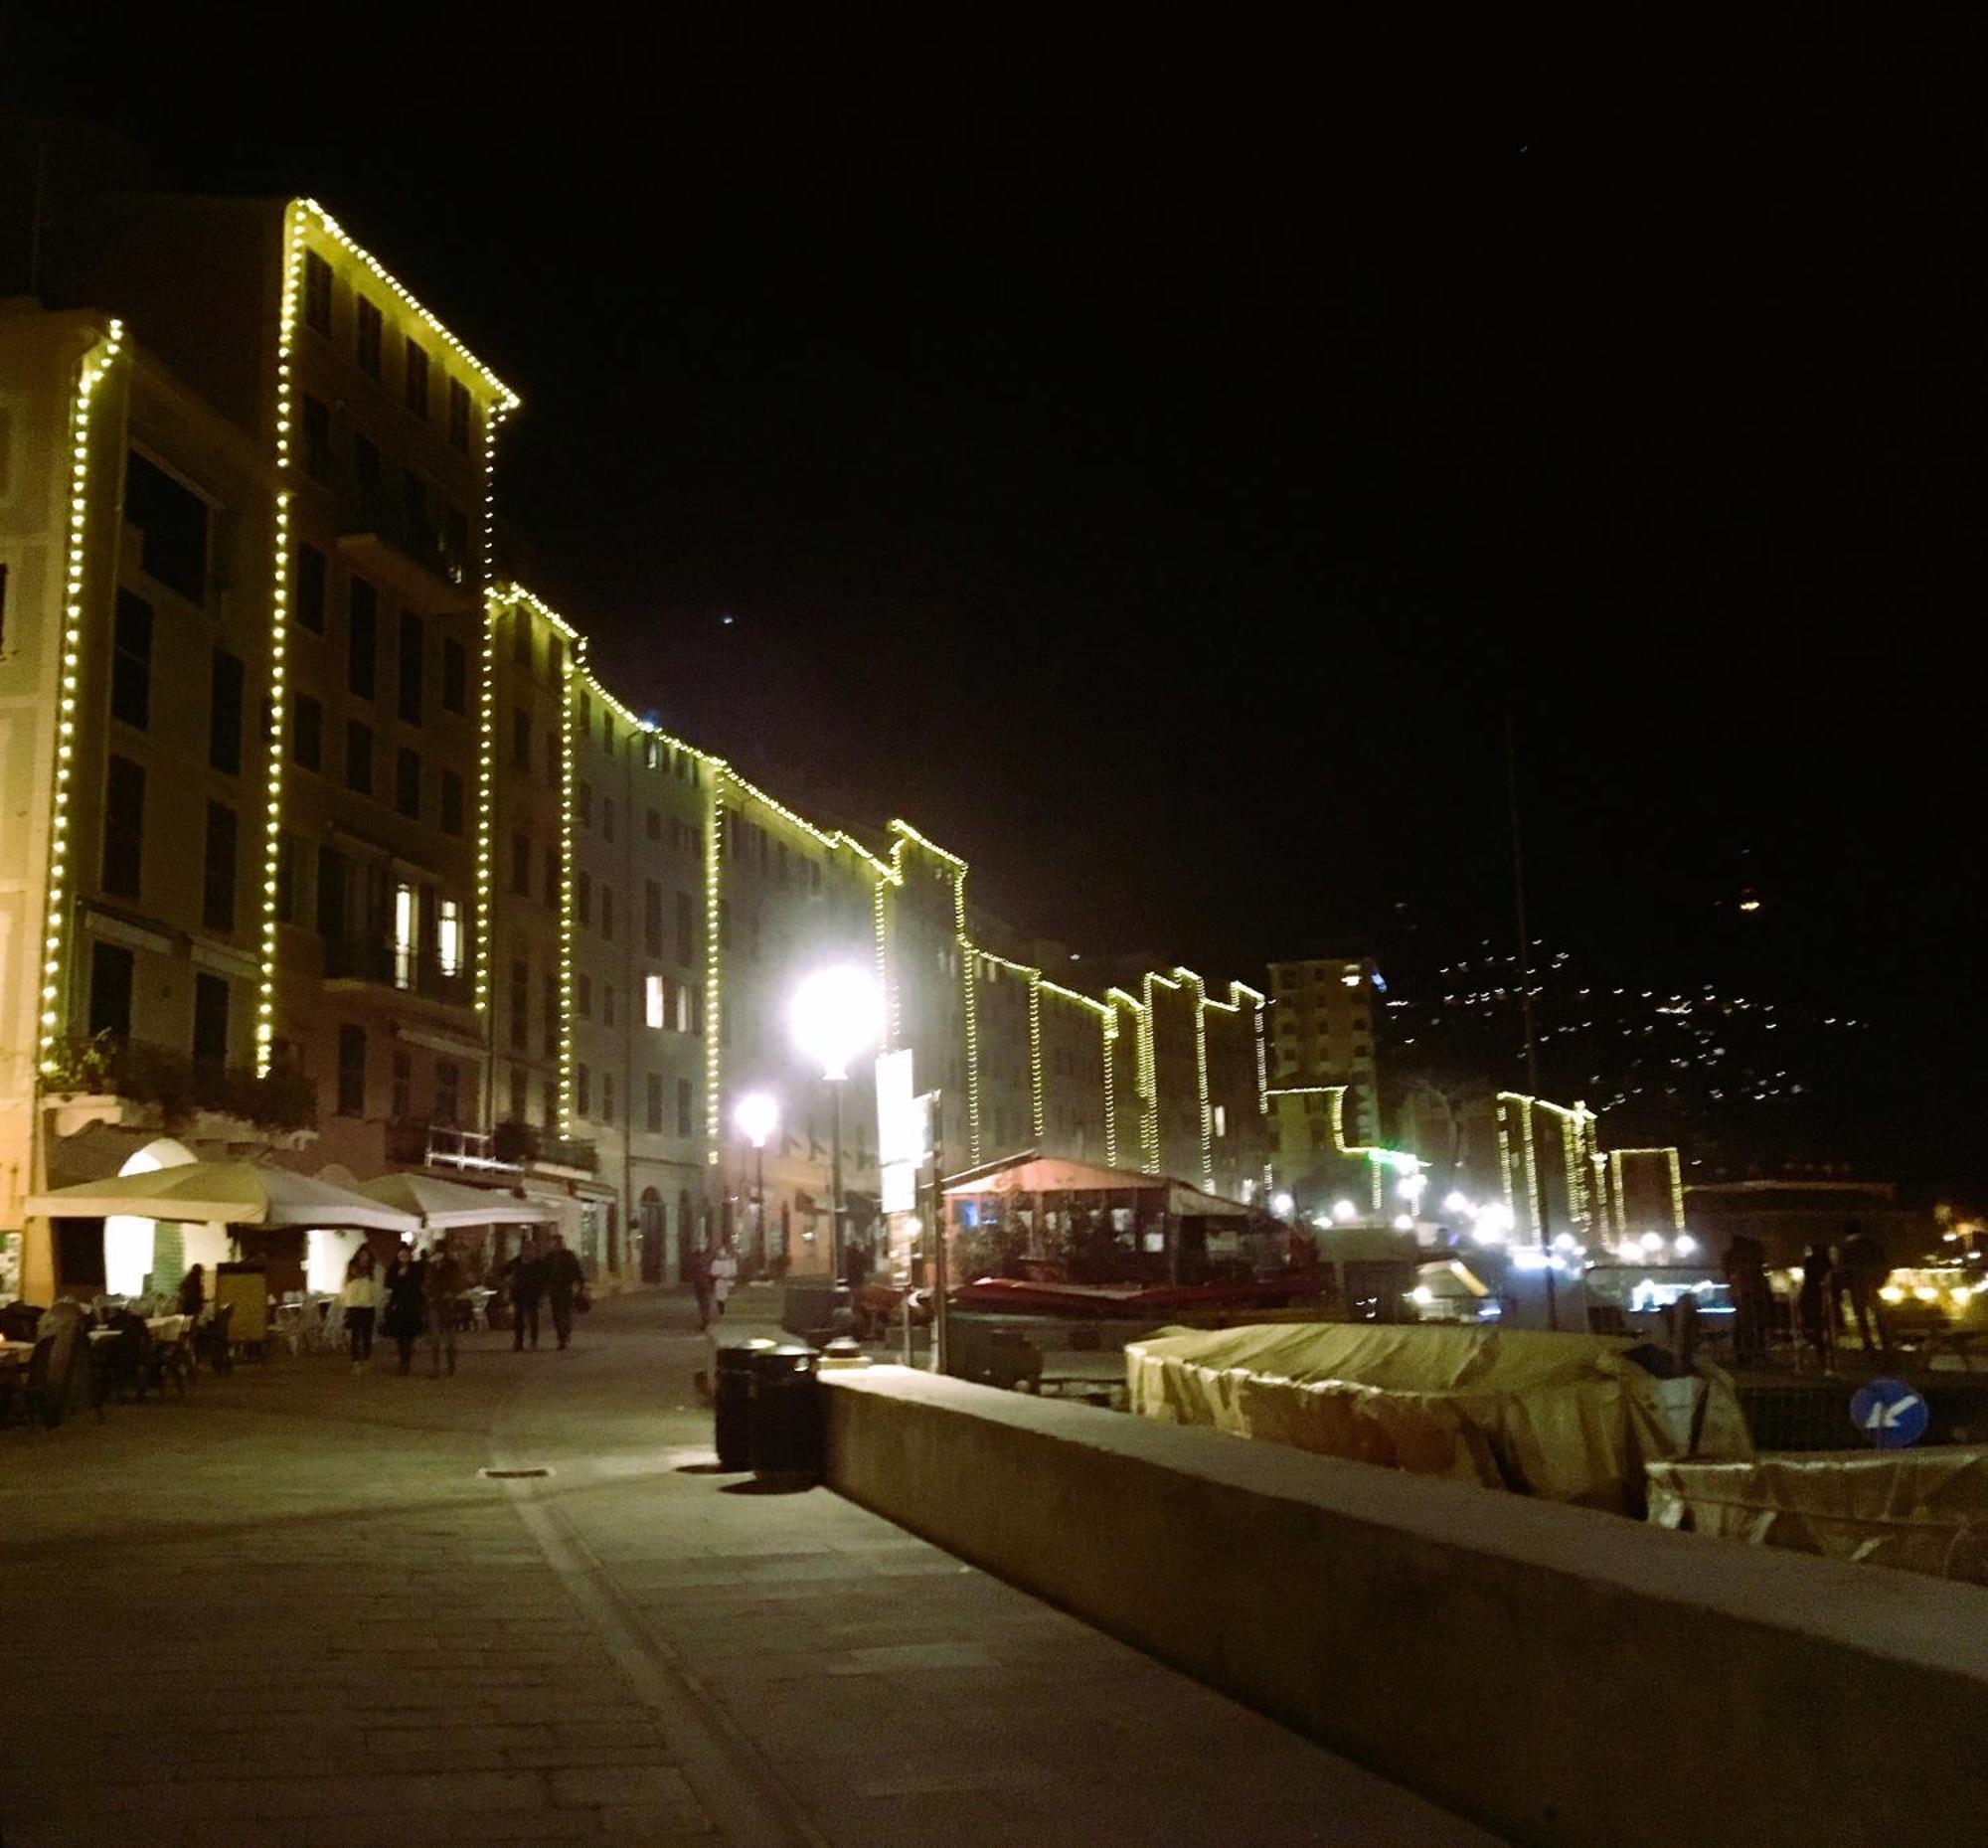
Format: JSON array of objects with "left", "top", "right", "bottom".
[{"left": 37, "top": 314, "right": 125, "bottom": 1074}]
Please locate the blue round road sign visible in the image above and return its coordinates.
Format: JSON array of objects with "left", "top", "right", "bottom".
[{"left": 1849, "top": 1377, "right": 1929, "bottom": 1448}]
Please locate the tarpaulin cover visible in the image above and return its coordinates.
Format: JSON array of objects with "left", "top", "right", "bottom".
[
  {"left": 1646, "top": 1446, "right": 1988, "bottom": 1585},
  {"left": 1125, "top": 1321, "right": 1752, "bottom": 1512}
]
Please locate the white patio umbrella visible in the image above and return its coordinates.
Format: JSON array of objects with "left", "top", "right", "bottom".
[
  {"left": 26, "top": 1161, "right": 421, "bottom": 1235},
  {"left": 355, "top": 1171, "right": 560, "bottom": 1231}
]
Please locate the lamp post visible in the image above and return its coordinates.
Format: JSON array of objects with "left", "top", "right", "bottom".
[
  {"left": 734, "top": 1092, "right": 778, "bottom": 1270},
  {"left": 789, "top": 965, "right": 882, "bottom": 1285}
]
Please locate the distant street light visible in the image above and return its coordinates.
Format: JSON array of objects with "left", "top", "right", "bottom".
[
  {"left": 790, "top": 966, "right": 883, "bottom": 1281},
  {"left": 1331, "top": 1199, "right": 1358, "bottom": 1224},
  {"left": 1271, "top": 1191, "right": 1295, "bottom": 1221},
  {"left": 734, "top": 1092, "right": 779, "bottom": 1268}
]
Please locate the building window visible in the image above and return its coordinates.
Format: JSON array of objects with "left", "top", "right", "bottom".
[
  {"left": 395, "top": 747, "right": 420, "bottom": 818},
  {"left": 547, "top": 635, "right": 564, "bottom": 682},
  {"left": 645, "top": 807, "right": 661, "bottom": 843},
  {"left": 603, "top": 984, "right": 616, "bottom": 1028},
  {"left": 509, "top": 1064, "right": 527, "bottom": 1124},
  {"left": 447, "top": 378, "right": 471, "bottom": 450},
  {"left": 600, "top": 886, "right": 614, "bottom": 941},
  {"left": 437, "top": 899, "right": 463, "bottom": 977},
  {"left": 302, "top": 396, "right": 332, "bottom": 482},
  {"left": 441, "top": 635, "right": 466, "bottom": 713},
  {"left": 316, "top": 843, "right": 346, "bottom": 941},
  {"left": 354, "top": 431, "right": 380, "bottom": 494},
  {"left": 110, "top": 590, "right": 152, "bottom": 729},
  {"left": 434, "top": 1060, "right": 459, "bottom": 1127},
  {"left": 644, "top": 882, "right": 663, "bottom": 957},
  {"left": 304, "top": 251, "right": 332, "bottom": 334},
  {"left": 336, "top": 1025, "right": 367, "bottom": 1116},
  {"left": 296, "top": 544, "right": 327, "bottom": 633},
  {"left": 290, "top": 692, "right": 322, "bottom": 771},
  {"left": 645, "top": 973, "right": 664, "bottom": 1029},
  {"left": 348, "top": 581, "right": 377, "bottom": 699},
  {"left": 202, "top": 801, "right": 238, "bottom": 932},
  {"left": 576, "top": 872, "right": 591, "bottom": 927},
  {"left": 397, "top": 611, "right": 423, "bottom": 723},
  {"left": 209, "top": 647, "right": 244, "bottom": 775},
  {"left": 577, "top": 1065, "right": 591, "bottom": 1117},
  {"left": 544, "top": 975, "right": 560, "bottom": 1059},
  {"left": 392, "top": 883, "right": 416, "bottom": 989},
  {"left": 193, "top": 972, "right": 229, "bottom": 1076},
  {"left": 513, "top": 613, "right": 533, "bottom": 670},
  {"left": 512, "top": 709, "right": 531, "bottom": 770},
  {"left": 439, "top": 769, "right": 463, "bottom": 836},
  {"left": 404, "top": 340, "right": 429, "bottom": 417},
  {"left": 675, "top": 891, "right": 694, "bottom": 965},
  {"left": 510, "top": 959, "right": 529, "bottom": 1052},
  {"left": 545, "top": 732, "right": 559, "bottom": 786},
  {"left": 275, "top": 831, "right": 301, "bottom": 924},
  {"left": 602, "top": 1072, "right": 615, "bottom": 1126},
  {"left": 577, "top": 973, "right": 592, "bottom": 1019},
  {"left": 646, "top": 1073, "right": 663, "bottom": 1133},
  {"left": 356, "top": 298, "right": 383, "bottom": 377},
  {"left": 603, "top": 798, "right": 614, "bottom": 843},
  {"left": 512, "top": 831, "right": 531, "bottom": 898},
  {"left": 124, "top": 452, "right": 208, "bottom": 603},
  {"left": 88, "top": 940, "right": 134, "bottom": 1040},
  {"left": 577, "top": 780, "right": 592, "bottom": 828},
  {"left": 676, "top": 1078, "right": 693, "bottom": 1137},
  {"left": 345, "top": 721, "right": 373, "bottom": 796},
  {"left": 102, "top": 755, "right": 144, "bottom": 899},
  {"left": 391, "top": 1049, "right": 413, "bottom": 1121},
  {"left": 544, "top": 847, "right": 560, "bottom": 909}
]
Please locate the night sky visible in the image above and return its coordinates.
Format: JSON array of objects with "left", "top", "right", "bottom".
[{"left": 7, "top": 14, "right": 1983, "bottom": 1196}]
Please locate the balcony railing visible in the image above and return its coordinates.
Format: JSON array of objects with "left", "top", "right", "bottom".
[
  {"left": 43, "top": 1034, "right": 317, "bottom": 1133},
  {"left": 339, "top": 490, "right": 471, "bottom": 600},
  {"left": 323, "top": 937, "right": 471, "bottom": 1009},
  {"left": 389, "top": 1119, "right": 598, "bottom": 1177}
]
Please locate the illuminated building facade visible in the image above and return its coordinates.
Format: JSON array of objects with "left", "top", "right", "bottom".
[
  {"left": 2, "top": 192, "right": 1269, "bottom": 1299},
  {"left": 1267, "top": 955, "right": 1383, "bottom": 1145}
]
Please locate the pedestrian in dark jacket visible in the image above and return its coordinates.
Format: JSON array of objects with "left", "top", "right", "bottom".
[
  {"left": 1797, "top": 1243, "right": 1835, "bottom": 1370},
  {"left": 424, "top": 1240, "right": 465, "bottom": 1378},
  {"left": 176, "top": 1263, "right": 206, "bottom": 1322},
  {"left": 505, "top": 1236, "right": 546, "bottom": 1352},
  {"left": 382, "top": 1248, "right": 426, "bottom": 1375},
  {"left": 544, "top": 1233, "right": 585, "bottom": 1350}
]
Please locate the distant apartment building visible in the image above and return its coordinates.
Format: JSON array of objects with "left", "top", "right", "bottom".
[
  {"left": 1, "top": 188, "right": 1272, "bottom": 1301},
  {"left": 1267, "top": 954, "right": 1383, "bottom": 1144}
]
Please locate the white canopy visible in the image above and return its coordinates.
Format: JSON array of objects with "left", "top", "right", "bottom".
[
  {"left": 26, "top": 1160, "right": 421, "bottom": 1234},
  {"left": 355, "top": 1171, "right": 560, "bottom": 1230}
]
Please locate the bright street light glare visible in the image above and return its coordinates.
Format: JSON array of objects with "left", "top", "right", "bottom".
[
  {"left": 1332, "top": 1199, "right": 1358, "bottom": 1224},
  {"left": 790, "top": 965, "right": 883, "bottom": 1081},
  {"left": 734, "top": 1091, "right": 779, "bottom": 1148},
  {"left": 1443, "top": 1191, "right": 1470, "bottom": 1215},
  {"left": 1270, "top": 1191, "right": 1295, "bottom": 1220}
]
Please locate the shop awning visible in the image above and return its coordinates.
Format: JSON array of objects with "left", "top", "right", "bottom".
[
  {"left": 943, "top": 1156, "right": 1249, "bottom": 1216},
  {"left": 355, "top": 1171, "right": 561, "bottom": 1230},
  {"left": 26, "top": 1161, "right": 420, "bottom": 1234}
]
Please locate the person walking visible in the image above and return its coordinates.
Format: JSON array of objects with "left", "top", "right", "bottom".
[
  {"left": 424, "top": 1237, "right": 465, "bottom": 1378},
  {"left": 690, "top": 1241, "right": 715, "bottom": 1331},
  {"left": 505, "top": 1235, "right": 546, "bottom": 1352},
  {"left": 341, "top": 1247, "right": 381, "bottom": 1371},
  {"left": 544, "top": 1232, "right": 585, "bottom": 1351},
  {"left": 710, "top": 1238, "right": 739, "bottom": 1323},
  {"left": 1838, "top": 1225, "right": 1892, "bottom": 1356},
  {"left": 176, "top": 1263, "right": 206, "bottom": 1323},
  {"left": 382, "top": 1246, "right": 426, "bottom": 1376}
]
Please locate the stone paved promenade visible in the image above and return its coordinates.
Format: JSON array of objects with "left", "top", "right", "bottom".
[{"left": 0, "top": 1290, "right": 1503, "bottom": 1847}]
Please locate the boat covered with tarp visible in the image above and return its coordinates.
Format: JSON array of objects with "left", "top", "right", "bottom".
[
  {"left": 1126, "top": 1320, "right": 1752, "bottom": 1513},
  {"left": 1646, "top": 1446, "right": 1988, "bottom": 1584}
]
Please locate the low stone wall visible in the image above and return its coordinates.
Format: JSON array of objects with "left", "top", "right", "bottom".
[{"left": 823, "top": 1366, "right": 1988, "bottom": 1848}]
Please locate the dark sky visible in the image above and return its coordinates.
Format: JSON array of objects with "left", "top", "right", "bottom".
[{"left": 8, "top": 11, "right": 1985, "bottom": 1194}]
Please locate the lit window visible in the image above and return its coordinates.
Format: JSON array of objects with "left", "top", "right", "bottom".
[
  {"left": 645, "top": 973, "right": 664, "bottom": 1029},
  {"left": 437, "top": 900, "right": 462, "bottom": 977},
  {"left": 393, "top": 883, "right": 416, "bottom": 989}
]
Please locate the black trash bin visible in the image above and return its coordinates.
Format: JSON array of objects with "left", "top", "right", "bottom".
[
  {"left": 714, "top": 1339, "right": 775, "bottom": 1470},
  {"left": 748, "top": 1343, "right": 822, "bottom": 1479}
]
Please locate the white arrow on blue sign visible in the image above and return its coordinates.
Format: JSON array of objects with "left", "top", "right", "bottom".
[{"left": 1849, "top": 1378, "right": 1929, "bottom": 1448}]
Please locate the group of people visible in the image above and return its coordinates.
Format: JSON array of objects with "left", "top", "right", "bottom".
[
  {"left": 1722, "top": 1225, "right": 1893, "bottom": 1367},
  {"left": 500, "top": 1232, "right": 587, "bottom": 1352},
  {"left": 336, "top": 1231, "right": 585, "bottom": 1376}
]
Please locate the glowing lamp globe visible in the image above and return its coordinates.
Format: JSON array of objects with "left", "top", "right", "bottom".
[
  {"left": 790, "top": 965, "right": 883, "bottom": 1082},
  {"left": 735, "top": 1091, "right": 779, "bottom": 1149}
]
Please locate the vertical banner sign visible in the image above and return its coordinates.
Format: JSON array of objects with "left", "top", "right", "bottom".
[{"left": 877, "top": 1049, "right": 919, "bottom": 1215}]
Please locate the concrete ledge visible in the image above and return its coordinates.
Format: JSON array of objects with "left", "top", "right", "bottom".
[{"left": 824, "top": 1366, "right": 1988, "bottom": 1848}]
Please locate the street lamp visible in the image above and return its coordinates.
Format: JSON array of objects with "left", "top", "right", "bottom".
[
  {"left": 734, "top": 1091, "right": 779, "bottom": 1269},
  {"left": 790, "top": 965, "right": 882, "bottom": 1283}
]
